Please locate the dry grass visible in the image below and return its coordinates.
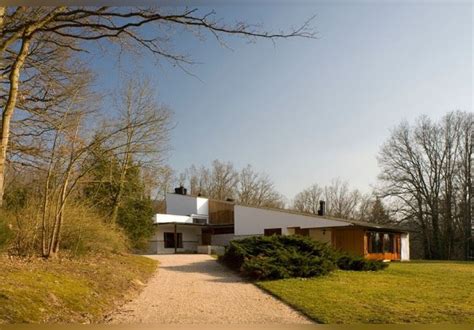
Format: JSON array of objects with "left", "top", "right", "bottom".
[
  {"left": 0, "top": 253, "right": 157, "bottom": 323},
  {"left": 258, "top": 261, "right": 474, "bottom": 324}
]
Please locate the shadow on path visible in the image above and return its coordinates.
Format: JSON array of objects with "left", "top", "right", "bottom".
[{"left": 158, "top": 256, "right": 244, "bottom": 283}]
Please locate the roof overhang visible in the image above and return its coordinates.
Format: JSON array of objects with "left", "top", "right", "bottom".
[
  {"left": 153, "top": 222, "right": 234, "bottom": 228},
  {"left": 153, "top": 222, "right": 206, "bottom": 227}
]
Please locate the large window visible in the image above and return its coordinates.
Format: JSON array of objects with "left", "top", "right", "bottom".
[
  {"left": 368, "top": 232, "right": 383, "bottom": 253},
  {"left": 383, "top": 233, "right": 395, "bottom": 253},
  {"left": 368, "top": 232, "right": 395, "bottom": 253},
  {"left": 164, "top": 232, "right": 183, "bottom": 248}
]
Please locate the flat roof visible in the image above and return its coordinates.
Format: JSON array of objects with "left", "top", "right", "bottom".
[
  {"left": 154, "top": 222, "right": 234, "bottom": 228},
  {"left": 167, "top": 193, "right": 410, "bottom": 233}
]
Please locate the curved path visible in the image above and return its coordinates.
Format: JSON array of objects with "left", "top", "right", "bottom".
[{"left": 107, "top": 254, "right": 312, "bottom": 324}]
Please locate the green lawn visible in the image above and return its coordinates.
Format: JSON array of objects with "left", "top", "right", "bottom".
[
  {"left": 257, "top": 261, "right": 474, "bottom": 324},
  {"left": 0, "top": 254, "right": 157, "bottom": 323}
]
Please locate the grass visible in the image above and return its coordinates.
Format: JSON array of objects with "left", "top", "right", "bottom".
[
  {"left": 257, "top": 261, "right": 474, "bottom": 324},
  {"left": 0, "top": 253, "right": 157, "bottom": 324}
]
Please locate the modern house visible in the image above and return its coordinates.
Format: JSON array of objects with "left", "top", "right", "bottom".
[{"left": 149, "top": 187, "right": 410, "bottom": 261}]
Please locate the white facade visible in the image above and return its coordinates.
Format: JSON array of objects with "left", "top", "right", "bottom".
[
  {"left": 166, "top": 193, "right": 208, "bottom": 216},
  {"left": 401, "top": 233, "right": 410, "bottom": 261},
  {"left": 196, "top": 197, "right": 209, "bottom": 215},
  {"left": 234, "top": 205, "right": 350, "bottom": 236},
  {"left": 154, "top": 214, "right": 192, "bottom": 224},
  {"left": 149, "top": 224, "right": 202, "bottom": 254}
]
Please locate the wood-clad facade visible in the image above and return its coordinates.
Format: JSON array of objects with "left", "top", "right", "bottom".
[
  {"left": 208, "top": 200, "right": 234, "bottom": 225},
  {"left": 331, "top": 227, "right": 366, "bottom": 256},
  {"left": 331, "top": 226, "right": 402, "bottom": 260}
]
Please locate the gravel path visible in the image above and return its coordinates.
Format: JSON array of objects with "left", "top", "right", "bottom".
[{"left": 107, "top": 254, "right": 312, "bottom": 324}]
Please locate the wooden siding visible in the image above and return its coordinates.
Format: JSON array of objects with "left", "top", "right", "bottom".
[
  {"left": 294, "top": 227, "right": 310, "bottom": 236},
  {"left": 331, "top": 227, "right": 365, "bottom": 256},
  {"left": 208, "top": 200, "right": 234, "bottom": 225},
  {"left": 332, "top": 227, "right": 402, "bottom": 260}
]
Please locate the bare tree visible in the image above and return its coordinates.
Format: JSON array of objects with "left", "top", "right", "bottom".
[
  {"left": 293, "top": 183, "right": 324, "bottom": 214},
  {"left": 378, "top": 111, "right": 473, "bottom": 259},
  {"left": 185, "top": 164, "right": 212, "bottom": 197},
  {"left": 292, "top": 179, "right": 361, "bottom": 219},
  {"left": 108, "top": 79, "right": 171, "bottom": 223},
  {"left": 0, "top": 6, "right": 315, "bottom": 205},
  {"left": 324, "top": 179, "right": 361, "bottom": 219},
  {"left": 181, "top": 161, "right": 285, "bottom": 207},
  {"left": 208, "top": 160, "right": 239, "bottom": 200},
  {"left": 237, "top": 165, "right": 284, "bottom": 208}
]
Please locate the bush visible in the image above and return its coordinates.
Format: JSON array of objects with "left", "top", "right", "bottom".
[
  {"left": 220, "top": 235, "right": 338, "bottom": 280},
  {"left": 336, "top": 254, "right": 389, "bottom": 271},
  {"left": 0, "top": 206, "right": 40, "bottom": 256},
  {"left": 1, "top": 202, "right": 129, "bottom": 257},
  {"left": 0, "top": 213, "right": 13, "bottom": 251},
  {"left": 61, "top": 205, "right": 129, "bottom": 256},
  {"left": 117, "top": 198, "right": 155, "bottom": 251}
]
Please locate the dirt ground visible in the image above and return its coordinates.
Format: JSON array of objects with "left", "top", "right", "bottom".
[{"left": 106, "top": 254, "right": 312, "bottom": 324}]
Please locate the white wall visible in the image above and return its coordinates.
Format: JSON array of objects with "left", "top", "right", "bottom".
[
  {"left": 234, "top": 205, "right": 350, "bottom": 236},
  {"left": 401, "top": 233, "right": 410, "bottom": 261},
  {"left": 149, "top": 224, "right": 202, "bottom": 254},
  {"left": 165, "top": 193, "right": 209, "bottom": 216},
  {"left": 166, "top": 193, "right": 198, "bottom": 216},
  {"left": 196, "top": 197, "right": 209, "bottom": 215},
  {"left": 154, "top": 214, "right": 192, "bottom": 224}
]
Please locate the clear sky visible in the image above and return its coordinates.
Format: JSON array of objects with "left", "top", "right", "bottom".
[{"left": 89, "top": 1, "right": 472, "bottom": 200}]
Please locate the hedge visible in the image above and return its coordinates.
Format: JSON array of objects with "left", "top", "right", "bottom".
[{"left": 220, "top": 235, "right": 388, "bottom": 280}]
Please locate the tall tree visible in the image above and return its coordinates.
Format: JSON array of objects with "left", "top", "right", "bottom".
[
  {"left": 378, "top": 111, "right": 473, "bottom": 259},
  {"left": 0, "top": 6, "right": 315, "bottom": 205},
  {"left": 108, "top": 79, "right": 171, "bottom": 223},
  {"left": 367, "top": 198, "right": 392, "bottom": 225}
]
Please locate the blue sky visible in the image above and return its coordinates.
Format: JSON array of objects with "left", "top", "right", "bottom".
[{"left": 89, "top": 1, "right": 472, "bottom": 200}]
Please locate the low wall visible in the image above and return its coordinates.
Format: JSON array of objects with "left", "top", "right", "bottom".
[{"left": 197, "top": 245, "right": 225, "bottom": 256}]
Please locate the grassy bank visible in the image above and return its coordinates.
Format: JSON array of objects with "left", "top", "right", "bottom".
[
  {"left": 0, "top": 254, "right": 157, "bottom": 323},
  {"left": 258, "top": 261, "right": 474, "bottom": 324}
]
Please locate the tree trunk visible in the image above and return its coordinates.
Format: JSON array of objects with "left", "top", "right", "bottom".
[
  {"left": 46, "top": 119, "right": 79, "bottom": 258},
  {"left": 110, "top": 151, "right": 130, "bottom": 223},
  {"left": 0, "top": 7, "right": 5, "bottom": 28},
  {"left": 41, "top": 131, "right": 60, "bottom": 257},
  {"left": 0, "top": 37, "right": 30, "bottom": 206}
]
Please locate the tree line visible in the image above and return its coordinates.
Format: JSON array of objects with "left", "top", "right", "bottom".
[
  {"left": 156, "top": 111, "right": 472, "bottom": 260},
  {"left": 378, "top": 111, "right": 472, "bottom": 260}
]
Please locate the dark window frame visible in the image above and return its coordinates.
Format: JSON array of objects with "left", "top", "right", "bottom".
[
  {"left": 164, "top": 232, "right": 183, "bottom": 248},
  {"left": 264, "top": 228, "right": 282, "bottom": 236}
]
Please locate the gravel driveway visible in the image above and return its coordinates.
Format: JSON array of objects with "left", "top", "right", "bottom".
[{"left": 107, "top": 254, "right": 312, "bottom": 324}]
